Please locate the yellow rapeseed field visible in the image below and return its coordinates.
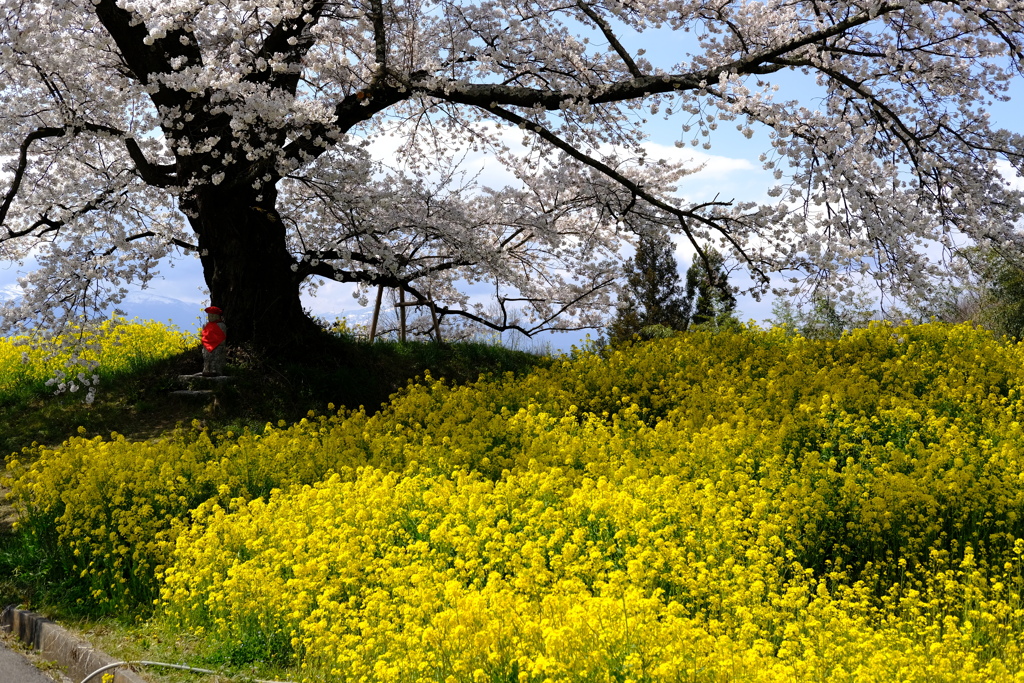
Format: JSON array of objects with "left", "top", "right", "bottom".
[
  {"left": 0, "top": 318, "right": 191, "bottom": 397},
  {"left": 8, "top": 321, "right": 1024, "bottom": 681}
]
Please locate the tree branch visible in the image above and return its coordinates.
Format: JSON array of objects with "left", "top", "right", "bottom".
[
  {"left": 286, "top": 1, "right": 907, "bottom": 171},
  {"left": 74, "top": 121, "right": 177, "bottom": 187},
  {"left": 92, "top": 0, "right": 202, "bottom": 90},
  {"left": 402, "top": 276, "right": 617, "bottom": 336},
  {"left": 3, "top": 191, "right": 112, "bottom": 243},
  {"left": 574, "top": 1, "right": 642, "bottom": 78},
  {"left": 406, "top": 1, "right": 906, "bottom": 110},
  {"left": 495, "top": 104, "right": 774, "bottom": 285},
  {"left": 243, "top": 2, "right": 328, "bottom": 95},
  {"left": 92, "top": 0, "right": 205, "bottom": 148},
  {"left": 280, "top": 85, "right": 407, "bottom": 164},
  {"left": 368, "top": 0, "right": 389, "bottom": 84},
  {"left": 1, "top": 127, "right": 64, "bottom": 231},
  {"left": 1, "top": 123, "right": 175, "bottom": 238},
  {"left": 296, "top": 246, "right": 471, "bottom": 283},
  {"left": 97, "top": 231, "right": 198, "bottom": 257}
]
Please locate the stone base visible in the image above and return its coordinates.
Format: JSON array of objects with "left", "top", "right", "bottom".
[
  {"left": 173, "top": 373, "right": 234, "bottom": 400},
  {"left": 169, "top": 389, "right": 215, "bottom": 398}
]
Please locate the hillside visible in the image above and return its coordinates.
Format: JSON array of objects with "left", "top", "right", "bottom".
[{"left": 5, "top": 321, "right": 1024, "bottom": 681}]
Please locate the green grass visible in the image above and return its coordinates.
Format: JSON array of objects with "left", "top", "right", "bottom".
[
  {"left": 213, "top": 332, "right": 547, "bottom": 430},
  {"left": 0, "top": 350, "right": 193, "bottom": 458}
]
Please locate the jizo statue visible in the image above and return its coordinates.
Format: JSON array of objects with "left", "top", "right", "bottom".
[{"left": 201, "top": 306, "right": 227, "bottom": 376}]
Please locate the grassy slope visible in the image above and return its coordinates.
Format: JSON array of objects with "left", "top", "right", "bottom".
[{"left": 0, "top": 334, "right": 546, "bottom": 459}]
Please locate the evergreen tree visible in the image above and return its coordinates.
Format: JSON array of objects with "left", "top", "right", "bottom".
[
  {"left": 682, "top": 249, "right": 739, "bottom": 330},
  {"left": 974, "top": 253, "right": 1024, "bottom": 340},
  {"left": 607, "top": 234, "right": 688, "bottom": 344}
]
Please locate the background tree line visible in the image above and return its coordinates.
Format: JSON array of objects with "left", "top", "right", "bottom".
[
  {"left": 606, "top": 238, "right": 1024, "bottom": 345},
  {"left": 770, "top": 248, "right": 1024, "bottom": 342}
]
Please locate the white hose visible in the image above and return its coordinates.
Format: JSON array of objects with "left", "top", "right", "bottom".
[{"left": 79, "top": 659, "right": 296, "bottom": 683}]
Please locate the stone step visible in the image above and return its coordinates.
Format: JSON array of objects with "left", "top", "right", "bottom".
[
  {"left": 169, "top": 389, "right": 215, "bottom": 398},
  {"left": 176, "top": 373, "right": 235, "bottom": 383}
]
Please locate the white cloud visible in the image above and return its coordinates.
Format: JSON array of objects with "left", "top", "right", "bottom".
[
  {"left": 1, "top": 283, "right": 21, "bottom": 301},
  {"left": 301, "top": 278, "right": 361, "bottom": 317},
  {"left": 360, "top": 119, "right": 767, "bottom": 204},
  {"left": 997, "top": 159, "right": 1024, "bottom": 192}
]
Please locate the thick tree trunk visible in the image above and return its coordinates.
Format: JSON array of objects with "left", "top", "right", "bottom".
[{"left": 184, "top": 184, "right": 318, "bottom": 351}]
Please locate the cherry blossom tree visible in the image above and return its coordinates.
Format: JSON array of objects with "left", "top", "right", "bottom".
[{"left": 1, "top": 0, "right": 1022, "bottom": 349}]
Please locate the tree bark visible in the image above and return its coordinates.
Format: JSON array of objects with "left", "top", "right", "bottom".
[{"left": 184, "top": 185, "right": 318, "bottom": 351}]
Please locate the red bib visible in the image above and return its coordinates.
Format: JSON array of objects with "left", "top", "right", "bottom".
[{"left": 202, "top": 321, "right": 226, "bottom": 351}]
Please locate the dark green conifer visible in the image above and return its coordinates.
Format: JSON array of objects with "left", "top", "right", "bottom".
[
  {"left": 682, "top": 248, "right": 739, "bottom": 330},
  {"left": 607, "top": 234, "right": 688, "bottom": 344}
]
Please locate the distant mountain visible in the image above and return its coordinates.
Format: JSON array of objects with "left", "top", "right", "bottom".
[
  {"left": 306, "top": 306, "right": 376, "bottom": 326},
  {"left": 0, "top": 286, "right": 204, "bottom": 334},
  {"left": 117, "top": 296, "right": 384, "bottom": 338},
  {"left": 113, "top": 293, "right": 205, "bottom": 333}
]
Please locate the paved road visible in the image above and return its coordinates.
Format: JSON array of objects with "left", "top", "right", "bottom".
[{"left": 0, "top": 639, "right": 64, "bottom": 683}]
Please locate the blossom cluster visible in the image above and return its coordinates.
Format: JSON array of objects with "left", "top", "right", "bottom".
[{"left": 8, "top": 321, "right": 1024, "bottom": 680}]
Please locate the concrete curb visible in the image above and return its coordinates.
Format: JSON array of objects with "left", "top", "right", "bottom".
[{"left": 1, "top": 606, "right": 148, "bottom": 683}]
